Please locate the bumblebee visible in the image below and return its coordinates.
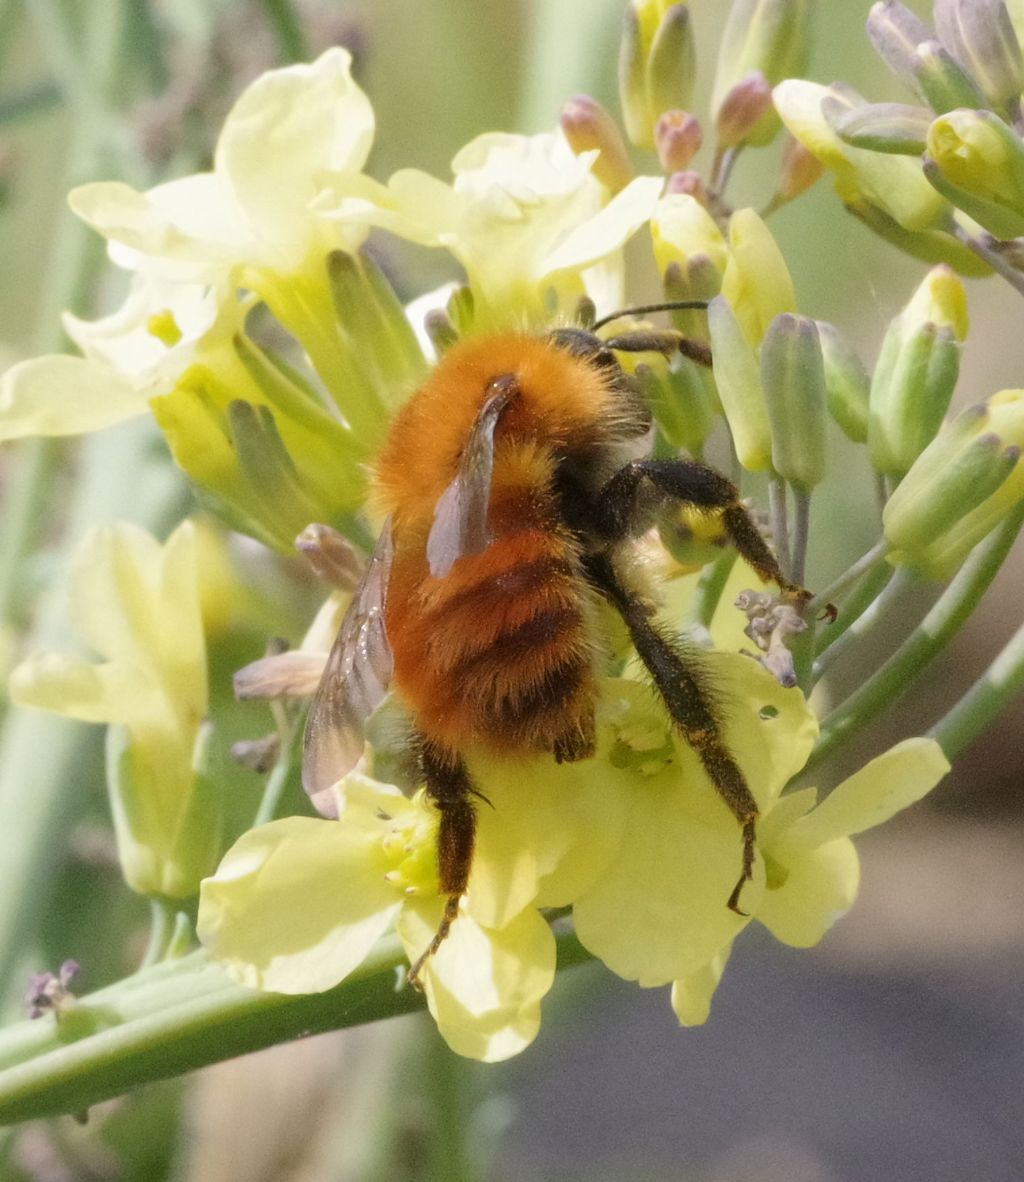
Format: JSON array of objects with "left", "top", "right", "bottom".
[{"left": 304, "top": 309, "right": 810, "bottom": 983}]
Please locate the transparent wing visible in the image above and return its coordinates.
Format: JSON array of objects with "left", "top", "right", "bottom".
[
  {"left": 426, "top": 377, "right": 516, "bottom": 577},
  {"left": 302, "top": 519, "right": 395, "bottom": 810}
]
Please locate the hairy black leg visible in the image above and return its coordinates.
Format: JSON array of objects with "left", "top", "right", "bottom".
[
  {"left": 586, "top": 553, "right": 759, "bottom": 913},
  {"left": 407, "top": 739, "right": 477, "bottom": 989},
  {"left": 594, "top": 458, "right": 810, "bottom": 603},
  {"left": 602, "top": 330, "right": 712, "bottom": 368}
]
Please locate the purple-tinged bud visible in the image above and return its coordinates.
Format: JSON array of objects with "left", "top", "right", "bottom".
[
  {"left": 295, "top": 523, "right": 365, "bottom": 591},
  {"left": 655, "top": 110, "right": 703, "bottom": 173},
  {"left": 666, "top": 170, "right": 709, "bottom": 204},
  {"left": 934, "top": 0, "right": 1024, "bottom": 109},
  {"left": 715, "top": 71, "right": 774, "bottom": 149},
  {"left": 912, "top": 39, "right": 987, "bottom": 112},
  {"left": 778, "top": 134, "right": 825, "bottom": 200},
  {"left": 866, "top": 1, "right": 932, "bottom": 93},
  {"left": 562, "top": 94, "right": 635, "bottom": 192}
]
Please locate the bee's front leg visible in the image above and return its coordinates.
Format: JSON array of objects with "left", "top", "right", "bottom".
[{"left": 407, "top": 739, "right": 477, "bottom": 990}]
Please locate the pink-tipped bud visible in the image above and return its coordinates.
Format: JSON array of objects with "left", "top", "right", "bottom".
[
  {"left": 561, "top": 94, "right": 635, "bottom": 192},
  {"left": 666, "top": 169, "right": 710, "bottom": 206},
  {"left": 715, "top": 70, "right": 773, "bottom": 149},
  {"left": 778, "top": 134, "right": 825, "bottom": 201},
  {"left": 655, "top": 110, "right": 703, "bottom": 173}
]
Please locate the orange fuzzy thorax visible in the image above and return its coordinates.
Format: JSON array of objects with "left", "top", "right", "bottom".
[{"left": 373, "top": 333, "right": 612, "bottom": 758}]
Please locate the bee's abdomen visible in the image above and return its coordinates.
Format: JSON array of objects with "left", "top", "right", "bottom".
[{"left": 387, "top": 457, "right": 597, "bottom": 757}]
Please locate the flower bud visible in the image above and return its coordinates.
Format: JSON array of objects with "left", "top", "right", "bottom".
[
  {"left": 774, "top": 80, "right": 949, "bottom": 232},
  {"left": 925, "top": 108, "right": 1024, "bottom": 240},
  {"left": 296, "top": 523, "right": 365, "bottom": 591},
  {"left": 715, "top": 72, "right": 775, "bottom": 150},
  {"left": 884, "top": 425, "right": 1019, "bottom": 550},
  {"left": 761, "top": 314, "right": 827, "bottom": 490},
  {"left": 912, "top": 40, "right": 987, "bottom": 112},
  {"left": 666, "top": 169, "right": 711, "bottom": 205},
  {"left": 712, "top": 0, "right": 813, "bottom": 147},
  {"left": 655, "top": 110, "right": 703, "bottom": 173},
  {"left": 866, "top": 1, "right": 932, "bottom": 94},
  {"left": 619, "top": 2, "right": 696, "bottom": 149},
  {"left": 720, "top": 208, "right": 796, "bottom": 347},
  {"left": 868, "top": 266, "right": 968, "bottom": 477},
  {"left": 829, "top": 102, "right": 932, "bottom": 156},
  {"left": 777, "top": 135, "right": 825, "bottom": 201},
  {"left": 562, "top": 94, "right": 636, "bottom": 192},
  {"left": 637, "top": 360, "right": 718, "bottom": 456},
  {"left": 816, "top": 320, "right": 870, "bottom": 443},
  {"left": 651, "top": 193, "right": 729, "bottom": 279},
  {"left": 934, "top": 0, "right": 1024, "bottom": 108},
  {"left": 648, "top": 5, "right": 698, "bottom": 124},
  {"left": 708, "top": 294, "right": 772, "bottom": 471},
  {"left": 884, "top": 391, "right": 1024, "bottom": 576}
]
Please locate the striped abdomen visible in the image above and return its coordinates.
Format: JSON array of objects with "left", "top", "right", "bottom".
[{"left": 385, "top": 441, "right": 598, "bottom": 759}]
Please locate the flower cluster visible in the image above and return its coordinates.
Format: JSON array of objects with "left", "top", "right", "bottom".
[
  {"left": 775, "top": 0, "right": 1024, "bottom": 275},
  {"left": 8, "top": 0, "right": 1020, "bottom": 1070}
]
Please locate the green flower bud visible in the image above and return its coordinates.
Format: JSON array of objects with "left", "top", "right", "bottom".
[
  {"left": 934, "top": 0, "right": 1024, "bottom": 109},
  {"left": 620, "top": 5, "right": 652, "bottom": 147},
  {"left": 829, "top": 102, "right": 933, "bottom": 156},
  {"left": 816, "top": 320, "right": 871, "bottom": 443},
  {"left": 708, "top": 294, "right": 772, "bottom": 471},
  {"left": 925, "top": 108, "right": 1024, "bottom": 240},
  {"left": 619, "top": 2, "right": 696, "bottom": 149},
  {"left": 648, "top": 5, "right": 697, "bottom": 124},
  {"left": 761, "top": 314, "right": 827, "bottom": 490},
  {"left": 715, "top": 72, "right": 775, "bottom": 150},
  {"left": 866, "top": 1, "right": 932, "bottom": 95},
  {"left": 884, "top": 391, "right": 1024, "bottom": 577},
  {"left": 562, "top": 94, "right": 636, "bottom": 192},
  {"left": 638, "top": 359, "right": 718, "bottom": 456},
  {"left": 655, "top": 110, "right": 703, "bottom": 173},
  {"left": 912, "top": 40, "right": 988, "bottom": 112},
  {"left": 885, "top": 422, "right": 1018, "bottom": 549},
  {"left": 868, "top": 266, "right": 968, "bottom": 477},
  {"left": 713, "top": 0, "right": 813, "bottom": 147},
  {"left": 774, "top": 80, "right": 949, "bottom": 232}
]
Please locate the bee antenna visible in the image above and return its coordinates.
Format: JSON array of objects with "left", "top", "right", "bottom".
[{"left": 591, "top": 300, "right": 709, "bottom": 333}]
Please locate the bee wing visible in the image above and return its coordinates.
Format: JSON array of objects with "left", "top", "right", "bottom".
[
  {"left": 302, "top": 519, "right": 395, "bottom": 812},
  {"left": 426, "top": 380, "right": 515, "bottom": 577}
]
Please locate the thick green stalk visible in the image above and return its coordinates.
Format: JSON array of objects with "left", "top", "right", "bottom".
[
  {"left": 0, "top": 928, "right": 594, "bottom": 1125},
  {"left": 805, "top": 502, "right": 1024, "bottom": 772},
  {"left": 929, "top": 616, "right": 1024, "bottom": 759}
]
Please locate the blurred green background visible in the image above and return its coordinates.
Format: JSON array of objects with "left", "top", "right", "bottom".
[{"left": 1, "top": 1, "right": 1022, "bottom": 1179}]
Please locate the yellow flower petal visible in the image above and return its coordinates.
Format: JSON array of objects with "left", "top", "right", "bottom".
[
  {"left": 573, "top": 657, "right": 816, "bottom": 985},
  {"left": 0, "top": 356, "right": 144, "bottom": 440},
  {"left": 670, "top": 942, "right": 732, "bottom": 1027},
  {"left": 216, "top": 47, "right": 373, "bottom": 261},
  {"left": 398, "top": 899, "right": 556, "bottom": 1062},
  {"left": 757, "top": 837, "right": 860, "bottom": 947},
  {"left": 8, "top": 653, "right": 149, "bottom": 723},
  {"left": 785, "top": 737, "right": 950, "bottom": 850},
  {"left": 198, "top": 815, "right": 400, "bottom": 993}
]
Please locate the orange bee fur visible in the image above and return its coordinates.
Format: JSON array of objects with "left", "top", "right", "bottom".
[{"left": 374, "top": 333, "right": 632, "bottom": 761}]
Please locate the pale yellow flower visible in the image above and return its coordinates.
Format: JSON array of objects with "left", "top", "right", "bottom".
[{"left": 9, "top": 522, "right": 216, "bottom": 897}]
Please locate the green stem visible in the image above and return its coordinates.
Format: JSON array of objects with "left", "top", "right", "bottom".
[
  {"left": 0, "top": 80, "right": 61, "bottom": 124},
  {"left": 165, "top": 911, "right": 194, "bottom": 961},
  {"left": 805, "top": 503, "right": 1024, "bottom": 773},
  {"left": 790, "top": 487, "right": 812, "bottom": 587},
  {"left": 768, "top": 476, "right": 791, "bottom": 574},
  {"left": 139, "top": 898, "right": 174, "bottom": 970},
  {"left": 813, "top": 560, "right": 892, "bottom": 658},
  {"left": 808, "top": 538, "right": 890, "bottom": 618},
  {"left": 812, "top": 566, "right": 917, "bottom": 682},
  {"left": 261, "top": 0, "right": 307, "bottom": 61},
  {"left": 0, "top": 927, "right": 595, "bottom": 1125},
  {"left": 956, "top": 227, "right": 1024, "bottom": 300},
  {"left": 253, "top": 723, "right": 303, "bottom": 827},
  {"left": 928, "top": 615, "right": 1024, "bottom": 760}
]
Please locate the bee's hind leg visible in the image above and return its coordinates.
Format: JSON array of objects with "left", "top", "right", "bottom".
[{"left": 407, "top": 738, "right": 477, "bottom": 990}]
